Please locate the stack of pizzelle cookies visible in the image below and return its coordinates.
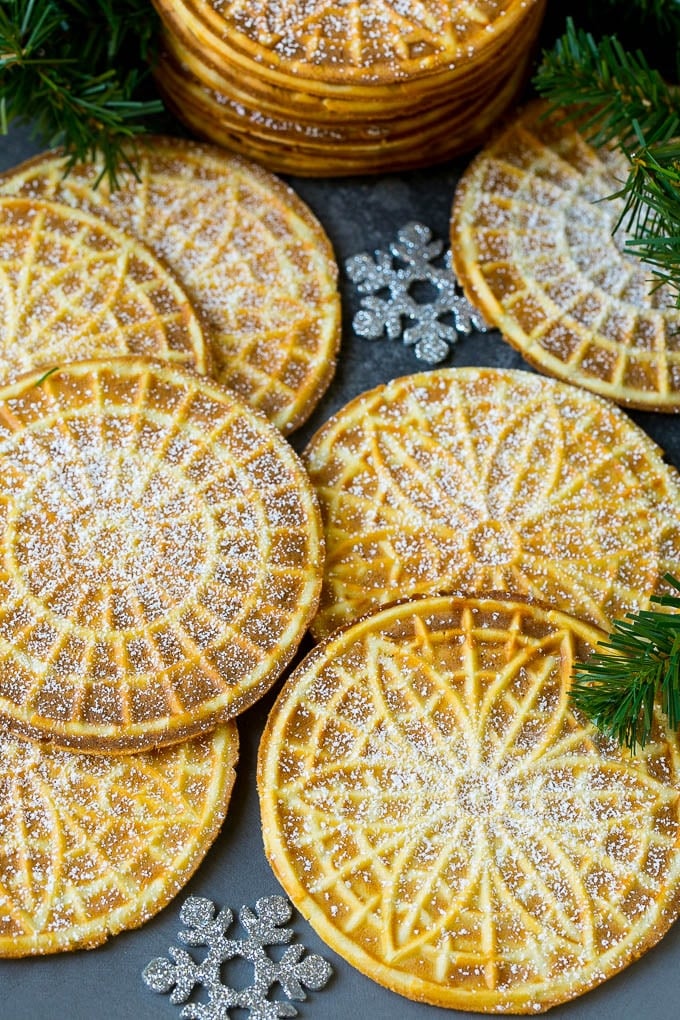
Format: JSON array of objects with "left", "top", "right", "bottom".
[
  {"left": 258, "top": 365, "right": 680, "bottom": 1011},
  {"left": 0, "top": 140, "right": 333, "bottom": 954},
  {"left": 150, "top": 0, "right": 547, "bottom": 175}
]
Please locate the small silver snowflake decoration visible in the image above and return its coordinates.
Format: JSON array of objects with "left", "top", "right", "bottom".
[
  {"left": 142, "top": 895, "right": 332, "bottom": 1020},
  {"left": 346, "top": 221, "right": 488, "bottom": 363}
]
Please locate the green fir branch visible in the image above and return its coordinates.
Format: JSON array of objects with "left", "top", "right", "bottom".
[
  {"left": 534, "top": 18, "right": 680, "bottom": 305},
  {"left": 611, "top": 139, "right": 680, "bottom": 299},
  {"left": 0, "top": 0, "right": 163, "bottom": 186},
  {"left": 571, "top": 576, "right": 680, "bottom": 752},
  {"left": 534, "top": 19, "right": 680, "bottom": 148}
]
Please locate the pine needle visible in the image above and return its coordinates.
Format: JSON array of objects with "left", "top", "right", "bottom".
[
  {"left": 571, "top": 576, "right": 680, "bottom": 752},
  {"left": 534, "top": 18, "right": 680, "bottom": 149},
  {"left": 534, "top": 18, "right": 680, "bottom": 305},
  {"left": 0, "top": 0, "right": 163, "bottom": 187}
]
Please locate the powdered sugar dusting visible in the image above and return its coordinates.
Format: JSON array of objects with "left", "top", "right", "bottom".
[
  {"left": 0, "top": 197, "right": 206, "bottom": 383},
  {"left": 212, "top": 0, "right": 530, "bottom": 79},
  {"left": 452, "top": 102, "right": 680, "bottom": 409},
  {"left": 0, "top": 143, "right": 340, "bottom": 434},
  {"left": 0, "top": 361, "right": 321, "bottom": 750},
  {"left": 262, "top": 596, "right": 680, "bottom": 1010},
  {"left": 0, "top": 723, "right": 237, "bottom": 952},
  {"left": 305, "top": 366, "right": 680, "bottom": 638}
]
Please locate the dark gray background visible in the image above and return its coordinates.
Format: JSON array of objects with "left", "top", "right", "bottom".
[{"left": 2, "top": 101, "right": 680, "bottom": 1020}]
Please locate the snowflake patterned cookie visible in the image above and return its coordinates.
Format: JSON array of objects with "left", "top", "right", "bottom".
[
  {"left": 451, "top": 101, "right": 680, "bottom": 411},
  {"left": 303, "top": 366, "right": 680, "bottom": 639},
  {"left": 143, "top": 895, "right": 332, "bottom": 1019},
  {"left": 258, "top": 594, "right": 680, "bottom": 1012},
  {"left": 346, "top": 223, "right": 488, "bottom": 364},
  {"left": 0, "top": 725, "right": 238, "bottom": 956}
]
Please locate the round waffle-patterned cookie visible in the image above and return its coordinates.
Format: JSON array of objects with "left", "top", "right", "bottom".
[
  {"left": 259, "top": 594, "right": 680, "bottom": 1012},
  {"left": 155, "top": 0, "right": 542, "bottom": 89},
  {"left": 0, "top": 141, "right": 340, "bottom": 434},
  {"left": 0, "top": 358, "right": 323, "bottom": 752},
  {"left": 451, "top": 102, "right": 680, "bottom": 411},
  {"left": 0, "top": 197, "right": 207, "bottom": 383},
  {"left": 303, "top": 367, "right": 680, "bottom": 639},
  {"left": 0, "top": 722, "right": 238, "bottom": 956}
]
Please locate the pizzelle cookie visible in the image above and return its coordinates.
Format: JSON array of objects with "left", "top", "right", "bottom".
[
  {"left": 155, "top": 35, "right": 531, "bottom": 177},
  {"left": 259, "top": 594, "right": 680, "bottom": 1012},
  {"left": 0, "top": 196, "right": 207, "bottom": 382},
  {"left": 451, "top": 102, "right": 680, "bottom": 411},
  {"left": 0, "top": 357, "right": 323, "bottom": 752},
  {"left": 0, "top": 722, "right": 238, "bottom": 956},
  {"left": 0, "top": 140, "right": 341, "bottom": 434},
  {"left": 303, "top": 367, "right": 680, "bottom": 639},
  {"left": 151, "top": 0, "right": 546, "bottom": 174},
  {"left": 162, "top": 0, "right": 541, "bottom": 88}
]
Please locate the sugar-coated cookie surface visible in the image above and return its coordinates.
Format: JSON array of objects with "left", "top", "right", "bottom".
[
  {"left": 0, "top": 722, "right": 238, "bottom": 956},
  {"left": 157, "top": 0, "right": 543, "bottom": 84},
  {"left": 0, "top": 140, "right": 341, "bottom": 434},
  {"left": 259, "top": 594, "right": 680, "bottom": 1012},
  {"left": 0, "top": 197, "right": 207, "bottom": 383},
  {"left": 151, "top": 0, "right": 546, "bottom": 174},
  {"left": 304, "top": 367, "right": 680, "bottom": 639},
  {"left": 0, "top": 357, "right": 323, "bottom": 751},
  {"left": 451, "top": 102, "right": 680, "bottom": 411}
]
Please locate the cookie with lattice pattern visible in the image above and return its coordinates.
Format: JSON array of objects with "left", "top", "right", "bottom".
[
  {"left": 0, "top": 141, "right": 340, "bottom": 434},
  {"left": 303, "top": 366, "right": 680, "bottom": 639},
  {"left": 451, "top": 102, "right": 680, "bottom": 411},
  {"left": 0, "top": 197, "right": 207, "bottom": 384},
  {"left": 0, "top": 357, "right": 322, "bottom": 752},
  {"left": 0, "top": 722, "right": 237, "bottom": 956},
  {"left": 150, "top": 0, "right": 546, "bottom": 174},
  {"left": 154, "top": 0, "right": 543, "bottom": 89},
  {"left": 259, "top": 593, "right": 680, "bottom": 1012}
]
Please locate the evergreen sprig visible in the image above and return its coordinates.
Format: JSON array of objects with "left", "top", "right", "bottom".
[
  {"left": 0, "top": 0, "right": 163, "bottom": 186},
  {"left": 534, "top": 18, "right": 680, "bottom": 305},
  {"left": 571, "top": 576, "right": 680, "bottom": 752},
  {"left": 611, "top": 139, "right": 680, "bottom": 298},
  {"left": 534, "top": 20, "right": 680, "bottom": 148}
]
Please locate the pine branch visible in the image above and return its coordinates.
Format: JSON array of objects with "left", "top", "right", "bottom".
[
  {"left": 0, "top": 0, "right": 164, "bottom": 186},
  {"left": 571, "top": 576, "right": 680, "bottom": 752},
  {"left": 534, "top": 19, "right": 680, "bottom": 148},
  {"left": 611, "top": 139, "right": 680, "bottom": 300},
  {"left": 534, "top": 18, "right": 680, "bottom": 305}
]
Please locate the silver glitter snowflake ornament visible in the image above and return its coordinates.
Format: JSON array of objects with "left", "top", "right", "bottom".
[
  {"left": 346, "top": 221, "right": 489, "bottom": 363},
  {"left": 143, "top": 894, "right": 332, "bottom": 1019}
]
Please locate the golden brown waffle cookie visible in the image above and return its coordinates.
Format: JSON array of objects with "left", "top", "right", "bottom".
[
  {"left": 303, "top": 367, "right": 680, "bottom": 639},
  {"left": 451, "top": 102, "right": 680, "bottom": 411},
  {"left": 0, "top": 358, "right": 323, "bottom": 752},
  {"left": 151, "top": 0, "right": 546, "bottom": 174},
  {"left": 155, "top": 0, "right": 542, "bottom": 88},
  {"left": 0, "top": 722, "right": 238, "bottom": 956},
  {"left": 155, "top": 35, "right": 531, "bottom": 177},
  {"left": 0, "top": 197, "right": 207, "bottom": 383},
  {"left": 0, "top": 142, "right": 340, "bottom": 434},
  {"left": 259, "top": 594, "right": 680, "bottom": 1012}
]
